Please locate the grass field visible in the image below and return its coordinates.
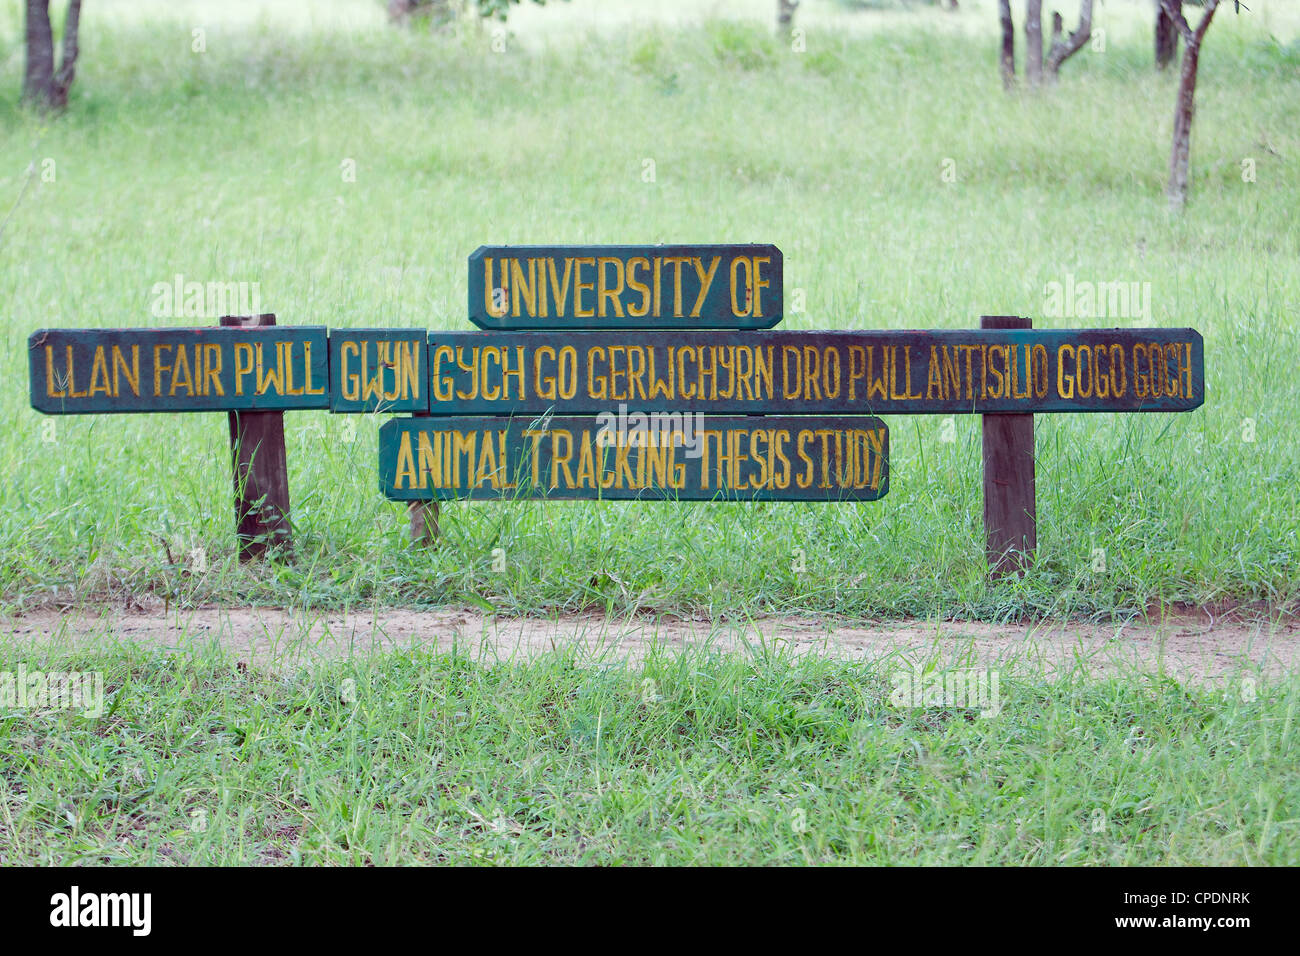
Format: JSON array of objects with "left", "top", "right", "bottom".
[
  {"left": 1, "top": 0, "right": 1297, "bottom": 621},
  {"left": 1, "top": 0, "right": 1298, "bottom": 866},
  {"left": 3, "top": 640, "right": 1296, "bottom": 865}
]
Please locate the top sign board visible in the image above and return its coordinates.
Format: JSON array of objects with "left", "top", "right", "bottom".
[{"left": 467, "top": 244, "right": 783, "bottom": 330}]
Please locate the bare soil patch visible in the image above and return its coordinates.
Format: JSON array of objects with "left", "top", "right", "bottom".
[{"left": 2, "top": 603, "right": 1297, "bottom": 684}]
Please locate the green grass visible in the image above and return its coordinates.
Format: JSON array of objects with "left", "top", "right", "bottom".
[
  {"left": 2, "top": 640, "right": 1294, "bottom": 865},
  {"left": 0, "top": 2, "right": 1297, "bottom": 623},
  {"left": 1, "top": 0, "right": 1298, "bottom": 868}
]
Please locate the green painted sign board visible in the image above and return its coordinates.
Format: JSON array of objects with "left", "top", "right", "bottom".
[
  {"left": 28, "top": 327, "right": 330, "bottom": 414},
  {"left": 426, "top": 327, "right": 1204, "bottom": 415},
  {"left": 467, "top": 244, "right": 783, "bottom": 330},
  {"left": 329, "top": 329, "right": 429, "bottom": 413},
  {"left": 378, "top": 415, "right": 888, "bottom": 502},
  {"left": 28, "top": 325, "right": 1204, "bottom": 418}
]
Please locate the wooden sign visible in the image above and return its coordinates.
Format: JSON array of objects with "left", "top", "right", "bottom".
[
  {"left": 28, "top": 327, "right": 330, "bottom": 414},
  {"left": 379, "top": 415, "right": 888, "bottom": 501},
  {"left": 329, "top": 329, "right": 429, "bottom": 413},
  {"left": 467, "top": 244, "right": 783, "bottom": 330},
  {"left": 426, "top": 327, "right": 1204, "bottom": 415}
]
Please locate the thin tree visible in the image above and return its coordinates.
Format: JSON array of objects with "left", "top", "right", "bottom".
[
  {"left": 1044, "top": 0, "right": 1093, "bottom": 80},
  {"left": 1155, "top": 0, "right": 1181, "bottom": 69},
  {"left": 1161, "top": 0, "right": 1224, "bottom": 210},
  {"left": 999, "top": 0, "right": 1015, "bottom": 89},
  {"left": 22, "top": 0, "right": 82, "bottom": 112},
  {"left": 777, "top": 0, "right": 799, "bottom": 39},
  {"left": 1008, "top": 1, "right": 1091, "bottom": 88},
  {"left": 1025, "top": 0, "right": 1044, "bottom": 84}
]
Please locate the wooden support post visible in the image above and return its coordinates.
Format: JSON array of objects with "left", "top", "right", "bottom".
[
  {"left": 407, "top": 411, "right": 440, "bottom": 547},
  {"left": 981, "top": 315, "right": 1036, "bottom": 578},
  {"left": 221, "top": 314, "right": 292, "bottom": 561}
]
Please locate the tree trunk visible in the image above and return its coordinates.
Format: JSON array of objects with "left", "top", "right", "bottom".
[
  {"left": 22, "top": 0, "right": 54, "bottom": 108},
  {"left": 1166, "top": 0, "right": 1220, "bottom": 211},
  {"left": 777, "top": 0, "right": 799, "bottom": 38},
  {"left": 1167, "top": 40, "right": 1201, "bottom": 211},
  {"left": 1045, "top": 0, "right": 1093, "bottom": 80},
  {"left": 1025, "top": 0, "right": 1043, "bottom": 86},
  {"left": 999, "top": 0, "right": 1015, "bottom": 90},
  {"left": 1156, "top": 0, "right": 1180, "bottom": 70},
  {"left": 22, "top": 0, "right": 81, "bottom": 112},
  {"left": 51, "top": 0, "right": 82, "bottom": 110}
]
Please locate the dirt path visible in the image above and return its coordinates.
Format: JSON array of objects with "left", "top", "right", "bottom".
[{"left": 2, "top": 604, "right": 1298, "bottom": 683}]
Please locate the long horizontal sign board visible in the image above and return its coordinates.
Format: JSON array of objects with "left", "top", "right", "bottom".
[
  {"left": 427, "top": 328, "right": 1204, "bottom": 415},
  {"left": 468, "top": 244, "right": 783, "bottom": 330},
  {"left": 379, "top": 415, "right": 888, "bottom": 501},
  {"left": 29, "top": 327, "right": 330, "bottom": 413},
  {"left": 30, "top": 326, "right": 1204, "bottom": 416}
]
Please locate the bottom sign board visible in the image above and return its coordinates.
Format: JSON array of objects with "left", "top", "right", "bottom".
[{"left": 379, "top": 415, "right": 889, "bottom": 502}]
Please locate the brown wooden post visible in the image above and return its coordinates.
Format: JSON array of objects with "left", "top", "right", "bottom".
[
  {"left": 981, "top": 315, "right": 1036, "bottom": 577},
  {"left": 221, "top": 313, "right": 292, "bottom": 561},
  {"left": 407, "top": 411, "right": 440, "bottom": 546}
]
